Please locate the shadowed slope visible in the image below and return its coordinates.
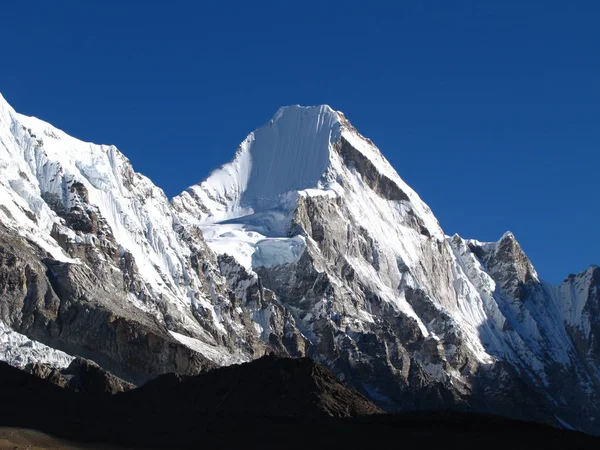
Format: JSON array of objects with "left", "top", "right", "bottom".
[
  {"left": 0, "top": 357, "right": 599, "bottom": 449},
  {"left": 118, "top": 354, "right": 382, "bottom": 418}
]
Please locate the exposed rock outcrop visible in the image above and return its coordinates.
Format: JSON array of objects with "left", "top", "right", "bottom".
[{"left": 24, "top": 357, "right": 135, "bottom": 395}]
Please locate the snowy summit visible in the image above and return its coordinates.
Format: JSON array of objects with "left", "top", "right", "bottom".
[{"left": 0, "top": 94, "right": 599, "bottom": 433}]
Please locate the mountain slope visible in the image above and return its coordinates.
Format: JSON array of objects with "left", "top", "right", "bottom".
[
  {"left": 0, "top": 95, "right": 598, "bottom": 432},
  {"left": 1, "top": 357, "right": 597, "bottom": 450},
  {"left": 0, "top": 93, "right": 261, "bottom": 381},
  {"left": 117, "top": 353, "right": 382, "bottom": 418},
  {"left": 174, "top": 104, "right": 600, "bottom": 432}
]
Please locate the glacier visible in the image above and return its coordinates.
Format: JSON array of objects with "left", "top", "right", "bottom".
[{"left": 0, "top": 321, "right": 74, "bottom": 369}]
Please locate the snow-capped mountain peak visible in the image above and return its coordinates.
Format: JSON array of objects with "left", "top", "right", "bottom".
[
  {"left": 172, "top": 104, "right": 444, "bottom": 271},
  {"left": 173, "top": 105, "right": 438, "bottom": 228},
  {"left": 171, "top": 103, "right": 600, "bottom": 432},
  {"left": 174, "top": 105, "right": 343, "bottom": 224},
  {"left": 1, "top": 95, "right": 600, "bottom": 434},
  {"left": 0, "top": 92, "right": 252, "bottom": 374}
]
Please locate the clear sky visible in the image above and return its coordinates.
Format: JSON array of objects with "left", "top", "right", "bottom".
[{"left": 1, "top": 1, "right": 598, "bottom": 283}]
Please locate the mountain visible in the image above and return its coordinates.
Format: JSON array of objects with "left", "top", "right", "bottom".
[
  {"left": 116, "top": 354, "right": 382, "bottom": 418},
  {"left": 0, "top": 95, "right": 599, "bottom": 433},
  {"left": 23, "top": 357, "right": 134, "bottom": 395},
  {"left": 0, "top": 356, "right": 597, "bottom": 450}
]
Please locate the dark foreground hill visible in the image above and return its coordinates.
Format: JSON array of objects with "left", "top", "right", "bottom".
[
  {"left": 0, "top": 356, "right": 598, "bottom": 449},
  {"left": 116, "top": 352, "right": 382, "bottom": 418}
]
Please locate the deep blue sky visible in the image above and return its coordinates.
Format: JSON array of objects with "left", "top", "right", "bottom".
[{"left": 1, "top": 1, "right": 598, "bottom": 283}]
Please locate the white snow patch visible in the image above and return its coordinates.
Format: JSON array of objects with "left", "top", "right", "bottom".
[
  {"left": 0, "top": 321, "right": 74, "bottom": 369},
  {"left": 252, "top": 236, "right": 306, "bottom": 268},
  {"left": 201, "top": 217, "right": 306, "bottom": 271},
  {"left": 169, "top": 330, "right": 246, "bottom": 366}
]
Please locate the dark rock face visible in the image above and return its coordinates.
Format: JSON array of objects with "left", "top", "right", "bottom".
[
  {"left": 120, "top": 354, "right": 382, "bottom": 418},
  {"left": 22, "top": 362, "right": 66, "bottom": 388},
  {"left": 471, "top": 232, "right": 538, "bottom": 300},
  {"left": 24, "top": 357, "right": 134, "bottom": 395},
  {"left": 216, "top": 253, "right": 310, "bottom": 359},
  {"left": 334, "top": 136, "right": 409, "bottom": 202},
  {"left": 250, "top": 194, "right": 475, "bottom": 414},
  {"left": 0, "top": 224, "right": 216, "bottom": 384}
]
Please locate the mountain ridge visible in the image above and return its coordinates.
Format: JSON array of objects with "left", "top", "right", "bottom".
[
  {"left": 0, "top": 93, "right": 599, "bottom": 433},
  {"left": 2, "top": 356, "right": 597, "bottom": 449}
]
